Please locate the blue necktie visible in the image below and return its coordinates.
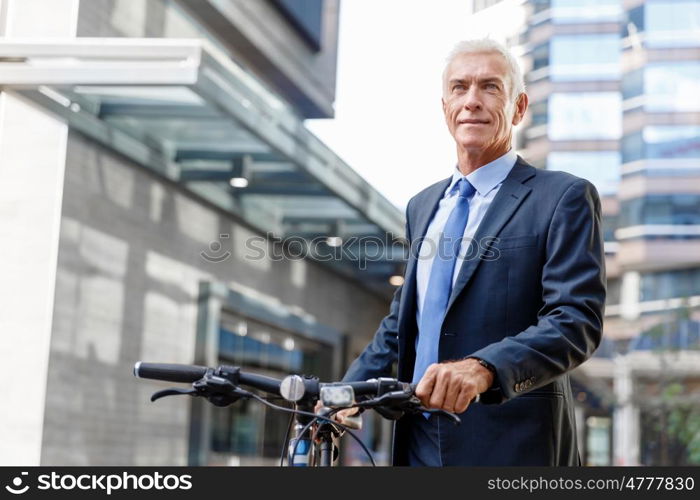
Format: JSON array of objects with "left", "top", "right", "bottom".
[{"left": 413, "top": 178, "right": 476, "bottom": 390}]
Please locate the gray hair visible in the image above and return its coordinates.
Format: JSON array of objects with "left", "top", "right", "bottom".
[{"left": 442, "top": 38, "right": 526, "bottom": 103}]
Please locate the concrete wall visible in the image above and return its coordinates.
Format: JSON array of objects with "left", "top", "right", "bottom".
[{"left": 40, "top": 131, "right": 388, "bottom": 465}]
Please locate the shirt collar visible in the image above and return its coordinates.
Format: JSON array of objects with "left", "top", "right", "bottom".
[{"left": 445, "top": 149, "right": 517, "bottom": 197}]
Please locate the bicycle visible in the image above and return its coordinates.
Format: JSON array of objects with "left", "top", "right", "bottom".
[{"left": 133, "top": 362, "right": 461, "bottom": 466}]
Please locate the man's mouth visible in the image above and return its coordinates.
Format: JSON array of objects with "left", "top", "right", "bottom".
[{"left": 458, "top": 119, "right": 489, "bottom": 125}]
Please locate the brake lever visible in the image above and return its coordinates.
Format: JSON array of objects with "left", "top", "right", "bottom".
[
  {"left": 353, "top": 390, "right": 415, "bottom": 421},
  {"left": 357, "top": 390, "right": 413, "bottom": 408},
  {"left": 192, "top": 376, "right": 251, "bottom": 407},
  {"left": 150, "top": 387, "right": 197, "bottom": 402},
  {"left": 391, "top": 395, "right": 462, "bottom": 425},
  {"left": 415, "top": 407, "right": 462, "bottom": 425},
  {"left": 151, "top": 375, "right": 251, "bottom": 407}
]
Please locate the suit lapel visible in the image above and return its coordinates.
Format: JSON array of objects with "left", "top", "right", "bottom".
[
  {"left": 402, "top": 176, "right": 451, "bottom": 293},
  {"left": 445, "top": 157, "right": 536, "bottom": 313}
]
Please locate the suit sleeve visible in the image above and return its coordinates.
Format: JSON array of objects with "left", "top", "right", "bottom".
[
  {"left": 341, "top": 201, "right": 414, "bottom": 382},
  {"left": 342, "top": 283, "right": 402, "bottom": 382},
  {"left": 471, "top": 179, "right": 606, "bottom": 403}
]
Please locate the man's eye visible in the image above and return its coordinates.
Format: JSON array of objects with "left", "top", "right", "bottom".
[
  {"left": 485, "top": 83, "right": 499, "bottom": 90},
  {"left": 452, "top": 84, "right": 465, "bottom": 92}
]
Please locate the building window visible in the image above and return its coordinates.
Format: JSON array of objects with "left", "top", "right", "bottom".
[
  {"left": 640, "top": 269, "right": 700, "bottom": 302},
  {"left": 620, "top": 194, "right": 700, "bottom": 228},
  {"left": 550, "top": 0, "right": 622, "bottom": 24},
  {"left": 548, "top": 92, "right": 622, "bottom": 140},
  {"left": 624, "top": 4, "right": 644, "bottom": 36},
  {"left": 550, "top": 34, "right": 620, "bottom": 81},
  {"left": 603, "top": 212, "right": 620, "bottom": 243},
  {"left": 193, "top": 283, "right": 344, "bottom": 466},
  {"left": 643, "top": 62, "right": 700, "bottom": 112},
  {"left": 547, "top": 151, "right": 620, "bottom": 195},
  {"left": 529, "top": 99, "right": 548, "bottom": 127},
  {"left": 622, "top": 67, "right": 644, "bottom": 100},
  {"left": 531, "top": 42, "right": 549, "bottom": 73},
  {"left": 623, "top": 126, "right": 700, "bottom": 163},
  {"left": 210, "top": 314, "right": 334, "bottom": 463},
  {"left": 645, "top": 1, "right": 700, "bottom": 48}
]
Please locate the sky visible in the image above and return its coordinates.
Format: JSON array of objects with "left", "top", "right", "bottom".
[{"left": 305, "top": 0, "right": 525, "bottom": 210}]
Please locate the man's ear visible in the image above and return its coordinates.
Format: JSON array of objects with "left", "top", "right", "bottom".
[{"left": 511, "top": 93, "right": 529, "bottom": 126}]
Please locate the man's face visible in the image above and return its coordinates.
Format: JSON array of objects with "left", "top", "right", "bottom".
[{"left": 441, "top": 51, "right": 527, "bottom": 158}]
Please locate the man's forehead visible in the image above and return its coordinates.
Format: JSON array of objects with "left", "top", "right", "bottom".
[{"left": 445, "top": 52, "right": 509, "bottom": 79}]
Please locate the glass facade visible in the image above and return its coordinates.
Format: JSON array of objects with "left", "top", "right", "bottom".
[
  {"left": 211, "top": 314, "right": 333, "bottom": 464},
  {"left": 620, "top": 194, "right": 700, "bottom": 227},
  {"left": 550, "top": 0, "right": 622, "bottom": 23},
  {"left": 525, "top": 0, "right": 700, "bottom": 467},
  {"left": 622, "top": 66, "right": 643, "bottom": 100},
  {"left": 531, "top": 42, "right": 549, "bottom": 73},
  {"left": 550, "top": 35, "right": 620, "bottom": 81},
  {"left": 645, "top": 1, "right": 700, "bottom": 48},
  {"left": 622, "top": 126, "right": 700, "bottom": 163},
  {"left": 603, "top": 213, "right": 620, "bottom": 243},
  {"left": 624, "top": 63, "right": 700, "bottom": 112},
  {"left": 640, "top": 269, "right": 700, "bottom": 302},
  {"left": 547, "top": 151, "right": 620, "bottom": 195},
  {"left": 529, "top": 99, "right": 548, "bottom": 127},
  {"left": 644, "top": 63, "right": 700, "bottom": 112},
  {"left": 548, "top": 92, "right": 622, "bottom": 140}
]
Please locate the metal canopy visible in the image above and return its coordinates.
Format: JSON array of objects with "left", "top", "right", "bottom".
[{"left": 0, "top": 38, "right": 405, "bottom": 296}]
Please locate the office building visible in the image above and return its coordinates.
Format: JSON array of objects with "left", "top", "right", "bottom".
[{"left": 472, "top": 0, "right": 700, "bottom": 465}]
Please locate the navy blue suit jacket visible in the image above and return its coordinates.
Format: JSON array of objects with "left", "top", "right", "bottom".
[{"left": 343, "top": 156, "right": 606, "bottom": 465}]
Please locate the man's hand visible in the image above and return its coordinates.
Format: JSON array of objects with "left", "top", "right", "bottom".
[
  {"left": 415, "top": 358, "right": 494, "bottom": 414},
  {"left": 313, "top": 401, "right": 359, "bottom": 425}
]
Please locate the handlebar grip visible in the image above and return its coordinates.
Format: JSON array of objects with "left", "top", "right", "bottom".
[{"left": 134, "top": 362, "right": 208, "bottom": 383}]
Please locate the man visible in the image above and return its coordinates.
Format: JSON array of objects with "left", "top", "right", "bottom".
[{"left": 340, "top": 38, "right": 606, "bottom": 466}]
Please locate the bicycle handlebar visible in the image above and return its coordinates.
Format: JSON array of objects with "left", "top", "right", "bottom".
[
  {"left": 133, "top": 361, "right": 412, "bottom": 401},
  {"left": 134, "top": 362, "right": 207, "bottom": 383},
  {"left": 134, "top": 362, "right": 284, "bottom": 396},
  {"left": 134, "top": 361, "right": 459, "bottom": 467}
]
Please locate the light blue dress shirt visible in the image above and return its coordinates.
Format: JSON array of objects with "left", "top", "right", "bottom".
[{"left": 416, "top": 149, "right": 517, "bottom": 323}]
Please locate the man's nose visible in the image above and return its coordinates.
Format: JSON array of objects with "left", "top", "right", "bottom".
[{"left": 462, "top": 87, "right": 482, "bottom": 111}]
